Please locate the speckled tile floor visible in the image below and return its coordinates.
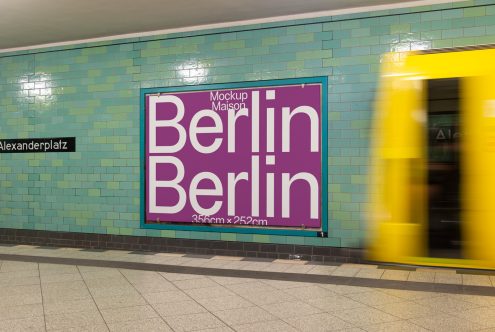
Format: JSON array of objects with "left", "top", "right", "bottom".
[{"left": 1, "top": 244, "right": 495, "bottom": 331}]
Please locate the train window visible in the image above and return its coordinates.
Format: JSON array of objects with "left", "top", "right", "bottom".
[{"left": 426, "top": 78, "right": 462, "bottom": 259}]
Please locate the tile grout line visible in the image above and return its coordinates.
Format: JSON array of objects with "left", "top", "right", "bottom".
[
  {"left": 75, "top": 265, "right": 111, "bottom": 331},
  {"left": 342, "top": 288, "right": 433, "bottom": 331},
  {"left": 37, "top": 262, "right": 48, "bottom": 332},
  {"left": 282, "top": 283, "right": 391, "bottom": 330},
  {"left": 274, "top": 287, "right": 355, "bottom": 332},
  {"left": 118, "top": 269, "right": 177, "bottom": 331},
  {"left": 206, "top": 273, "right": 282, "bottom": 327},
  {"left": 211, "top": 273, "right": 364, "bottom": 330},
  {"left": 158, "top": 270, "right": 239, "bottom": 330}
]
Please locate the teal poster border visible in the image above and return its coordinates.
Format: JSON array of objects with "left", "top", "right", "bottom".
[{"left": 140, "top": 77, "right": 328, "bottom": 237}]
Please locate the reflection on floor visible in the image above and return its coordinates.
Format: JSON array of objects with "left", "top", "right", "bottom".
[{"left": 0, "top": 244, "right": 495, "bottom": 331}]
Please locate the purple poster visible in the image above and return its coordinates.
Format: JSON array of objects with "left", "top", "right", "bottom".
[{"left": 145, "top": 80, "right": 324, "bottom": 229}]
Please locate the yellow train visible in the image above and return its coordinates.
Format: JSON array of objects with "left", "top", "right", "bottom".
[{"left": 368, "top": 45, "right": 495, "bottom": 270}]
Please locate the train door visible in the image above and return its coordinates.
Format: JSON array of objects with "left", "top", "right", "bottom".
[
  {"left": 370, "top": 48, "right": 495, "bottom": 269},
  {"left": 423, "top": 70, "right": 495, "bottom": 266}
]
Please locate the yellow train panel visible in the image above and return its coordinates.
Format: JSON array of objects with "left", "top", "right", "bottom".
[{"left": 369, "top": 46, "right": 495, "bottom": 270}]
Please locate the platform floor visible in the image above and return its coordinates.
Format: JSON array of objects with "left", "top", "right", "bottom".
[{"left": 1, "top": 244, "right": 495, "bottom": 331}]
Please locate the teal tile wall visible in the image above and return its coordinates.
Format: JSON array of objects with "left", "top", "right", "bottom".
[{"left": 1, "top": 0, "right": 494, "bottom": 248}]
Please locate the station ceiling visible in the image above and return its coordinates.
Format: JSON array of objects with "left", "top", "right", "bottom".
[{"left": 0, "top": 0, "right": 459, "bottom": 50}]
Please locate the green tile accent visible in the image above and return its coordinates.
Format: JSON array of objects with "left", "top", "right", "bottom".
[{"left": 221, "top": 233, "right": 236, "bottom": 242}]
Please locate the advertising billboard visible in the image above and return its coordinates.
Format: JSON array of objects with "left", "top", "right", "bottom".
[{"left": 142, "top": 77, "right": 327, "bottom": 236}]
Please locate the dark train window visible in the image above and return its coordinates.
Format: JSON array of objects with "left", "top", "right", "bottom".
[{"left": 426, "top": 78, "right": 462, "bottom": 259}]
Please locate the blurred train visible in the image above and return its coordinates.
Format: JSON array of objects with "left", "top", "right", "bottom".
[{"left": 368, "top": 45, "right": 495, "bottom": 270}]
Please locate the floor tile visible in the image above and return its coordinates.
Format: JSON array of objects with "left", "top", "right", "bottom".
[
  {"left": 237, "top": 262, "right": 272, "bottom": 271},
  {"left": 161, "top": 272, "right": 205, "bottom": 281},
  {"left": 84, "top": 276, "right": 131, "bottom": 290},
  {"left": 119, "top": 269, "right": 162, "bottom": 281},
  {"left": 434, "top": 273, "right": 462, "bottom": 285},
  {"left": 0, "top": 292, "right": 43, "bottom": 307},
  {"left": 39, "top": 263, "right": 79, "bottom": 275},
  {"left": 184, "top": 285, "right": 236, "bottom": 300},
  {"left": 0, "top": 261, "right": 38, "bottom": 272},
  {"left": 261, "top": 300, "right": 322, "bottom": 319},
  {"left": 79, "top": 269, "right": 123, "bottom": 280},
  {"left": 333, "top": 307, "right": 400, "bottom": 327},
  {"left": 346, "top": 290, "right": 403, "bottom": 306},
  {"left": 41, "top": 272, "right": 83, "bottom": 284},
  {"left": 348, "top": 264, "right": 379, "bottom": 269},
  {"left": 416, "top": 267, "right": 450, "bottom": 274},
  {"left": 44, "top": 298, "right": 98, "bottom": 315},
  {"left": 174, "top": 277, "right": 219, "bottom": 290},
  {"left": 208, "top": 276, "right": 254, "bottom": 286},
  {"left": 51, "top": 324, "right": 110, "bottom": 331},
  {"left": 100, "top": 304, "right": 159, "bottom": 324},
  {"left": 153, "top": 300, "right": 207, "bottom": 317},
  {"left": 0, "top": 284, "right": 41, "bottom": 297},
  {"left": 380, "top": 270, "right": 409, "bottom": 281},
  {"left": 330, "top": 267, "right": 360, "bottom": 277},
  {"left": 226, "top": 281, "right": 276, "bottom": 295},
  {"left": 373, "top": 300, "right": 442, "bottom": 319},
  {"left": 284, "top": 312, "right": 355, "bottom": 332},
  {"left": 355, "top": 269, "right": 384, "bottom": 279},
  {"left": 378, "top": 288, "right": 440, "bottom": 300},
  {"left": 455, "top": 306, "right": 495, "bottom": 328},
  {"left": 193, "top": 326, "right": 234, "bottom": 332},
  {"left": 0, "top": 269, "right": 39, "bottom": 279},
  {"left": 284, "top": 264, "right": 316, "bottom": 274},
  {"left": 305, "top": 294, "right": 366, "bottom": 312},
  {"left": 42, "top": 279, "right": 86, "bottom": 289},
  {"left": 462, "top": 274, "right": 492, "bottom": 286},
  {"left": 407, "top": 271, "right": 435, "bottom": 283},
  {"left": 306, "top": 265, "right": 338, "bottom": 275},
  {"left": 142, "top": 290, "right": 191, "bottom": 304},
  {"left": 260, "top": 263, "right": 292, "bottom": 272},
  {"left": 45, "top": 308, "right": 105, "bottom": 331},
  {"left": 0, "top": 275, "right": 40, "bottom": 287},
  {"left": 107, "top": 317, "right": 172, "bottom": 332},
  {"left": 42, "top": 285, "right": 92, "bottom": 303},
  {"left": 0, "top": 316, "right": 45, "bottom": 332},
  {"left": 322, "top": 284, "right": 370, "bottom": 295},
  {"left": 214, "top": 306, "right": 276, "bottom": 325},
  {"left": 164, "top": 312, "right": 226, "bottom": 332},
  {"left": 0, "top": 303, "right": 44, "bottom": 321},
  {"left": 284, "top": 285, "right": 336, "bottom": 301},
  {"left": 363, "top": 320, "right": 429, "bottom": 332},
  {"left": 131, "top": 281, "right": 177, "bottom": 294},
  {"left": 456, "top": 294, "right": 495, "bottom": 306},
  {"left": 234, "top": 319, "right": 298, "bottom": 332},
  {"left": 195, "top": 295, "right": 254, "bottom": 312},
  {"left": 409, "top": 313, "right": 484, "bottom": 331},
  {"left": 87, "top": 285, "right": 140, "bottom": 299},
  {"left": 93, "top": 292, "right": 147, "bottom": 310},
  {"left": 260, "top": 279, "right": 314, "bottom": 290},
  {"left": 414, "top": 294, "right": 480, "bottom": 313},
  {"left": 239, "top": 289, "right": 297, "bottom": 306}
]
